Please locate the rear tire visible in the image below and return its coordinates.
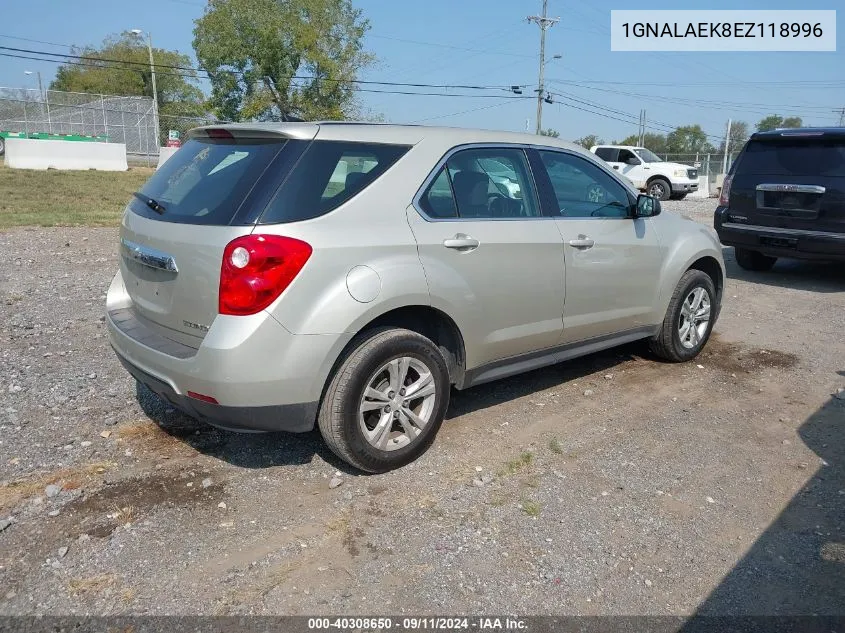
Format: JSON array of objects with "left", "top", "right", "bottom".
[
  {"left": 647, "top": 177, "right": 672, "bottom": 201},
  {"left": 650, "top": 270, "right": 716, "bottom": 362},
  {"left": 0, "top": 137, "right": 5, "bottom": 157},
  {"left": 735, "top": 247, "right": 777, "bottom": 272},
  {"left": 318, "top": 327, "right": 451, "bottom": 473}
]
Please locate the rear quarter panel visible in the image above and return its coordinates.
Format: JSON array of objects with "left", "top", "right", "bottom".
[{"left": 260, "top": 139, "right": 440, "bottom": 336}]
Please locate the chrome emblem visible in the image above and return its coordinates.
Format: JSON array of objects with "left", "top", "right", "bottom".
[{"left": 183, "top": 320, "right": 209, "bottom": 332}]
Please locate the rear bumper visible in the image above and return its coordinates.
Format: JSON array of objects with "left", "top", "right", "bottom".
[
  {"left": 114, "top": 351, "right": 317, "bottom": 432},
  {"left": 106, "top": 270, "right": 352, "bottom": 433},
  {"left": 714, "top": 207, "right": 845, "bottom": 261}
]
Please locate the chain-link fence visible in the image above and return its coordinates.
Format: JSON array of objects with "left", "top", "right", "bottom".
[
  {"left": 0, "top": 88, "right": 159, "bottom": 159},
  {"left": 0, "top": 88, "right": 229, "bottom": 166},
  {"left": 158, "top": 113, "right": 222, "bottom": 146}
]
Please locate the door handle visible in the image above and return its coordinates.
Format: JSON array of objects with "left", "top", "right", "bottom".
[
  {"left": 443, "top": 234, "right": 480, "bottom": 251},
  {"left": 568, "top": 236, "right": 595, "bottom": 249},
  {"left": 612, "top": 165, "right": 619, "bottom": 170}
]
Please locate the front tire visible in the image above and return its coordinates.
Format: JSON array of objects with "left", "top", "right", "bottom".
[
  {"left": 647, "top": 178, "right": 672, "bottom": 201},
  {"left": 0, "top": 137, "right": 5, "bottom": 157},
  {"left": 650, "top": 270, "right": 717, "bottom": 362},
  {"left": 735, "top": 247, "right": 777, "bottom": 272},
  {"left": 318, "top": 327, "right": 451, "bottom": 473}
]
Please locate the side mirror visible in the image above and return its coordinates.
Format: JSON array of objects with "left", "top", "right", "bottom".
[
  {"left": 635, "top": 193, "right": 661, "bottom": 218},
  {"left": 626, "top": 157, "right": 641, "bottom": 165}
]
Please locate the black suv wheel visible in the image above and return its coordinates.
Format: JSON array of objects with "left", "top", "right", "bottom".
[{"left": 735, "top": 248, "right": 777, "bottom": 272}]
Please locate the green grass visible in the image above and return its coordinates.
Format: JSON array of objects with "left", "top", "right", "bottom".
[
  {"left": 0, "top": 163, "right": 154, "bottom": 229},
  {"left": 548, "top": 438, "right": 563, "bottom": 455},
  {"left": 521, "top": 499, "right": 542, "bottom": 517},
  {"left": 500, "top": 451, "right": 534, "bottom": 477}
]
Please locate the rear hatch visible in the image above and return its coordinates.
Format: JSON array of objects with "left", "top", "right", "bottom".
[
  {"left": 727, "top": 131, "right": 845, "bottom": 235},
  {"left": 118, "top": 124, "right": 317, "bottom": 346}
]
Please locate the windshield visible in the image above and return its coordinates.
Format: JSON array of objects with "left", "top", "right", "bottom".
[{"left": 635, "top": 148, "right": 663, "bottom": 163}]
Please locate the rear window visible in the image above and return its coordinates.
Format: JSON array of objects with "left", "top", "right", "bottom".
[
  {"left": 738, "top": 139, "right": 845, "bottom": 177},
  {"left": 129, "top": 137, "right": 285, "bottom": 225},
  {"left": 260, "top": 141, "right": 410, "bottom": 224}
]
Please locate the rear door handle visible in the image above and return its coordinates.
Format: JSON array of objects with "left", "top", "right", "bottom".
[
  {"left": 443, "top": 235, "right": 480, "bottom": 251},
  {"left": 568, "top": 236, "right": 595, "bottom": 249}
]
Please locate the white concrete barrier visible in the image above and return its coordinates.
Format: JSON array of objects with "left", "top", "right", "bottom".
[
  {"left": 689, "top": 176, "right": 710, "bottom": 198},
  {"left": 4, "top": 138, "right": 128, "bottom": 171},
  {"left": 157, "top": 146, "right": 179, "bottom": 169}
]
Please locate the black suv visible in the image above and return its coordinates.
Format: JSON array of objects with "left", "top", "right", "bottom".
[{"left": 715, "top": 127, "right": 845, "bottom": 271}]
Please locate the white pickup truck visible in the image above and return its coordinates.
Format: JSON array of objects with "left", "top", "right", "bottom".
[{"left": 590, "top": 145, "right": 699, "bottom": 201}]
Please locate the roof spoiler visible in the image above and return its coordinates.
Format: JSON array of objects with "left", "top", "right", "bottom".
[{"left": 188, "top": 122, "right": 319, "bottom": 141}]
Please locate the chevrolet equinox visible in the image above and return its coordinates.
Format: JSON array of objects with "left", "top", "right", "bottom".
[{"left": 107, "top": 123, "right": 725, "bottom": 472}]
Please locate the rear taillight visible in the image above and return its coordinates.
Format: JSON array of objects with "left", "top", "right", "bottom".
[
  {"left": 719, "top": 175, "right": 733, "bottom": 206},
  {"left": 219, "top": 235, "right": 312, "bottom": 316}
]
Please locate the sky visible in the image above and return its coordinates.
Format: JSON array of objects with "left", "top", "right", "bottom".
[{"left": 1, "top": 0, "right": 843, "bottom": 144}]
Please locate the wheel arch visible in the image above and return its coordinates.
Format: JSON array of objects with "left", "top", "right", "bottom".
[
  {"left": 656, "top": 238, "right": 726, "bottom": 327},
  {"left": 322, "top": 305, "right": 467, "bottom": 397}
]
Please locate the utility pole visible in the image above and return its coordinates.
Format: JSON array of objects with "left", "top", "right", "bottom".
[
  {"left": 637, "top": 110, "right": 642, "bottom": 146},
  {"left": 147, "top": 33, "right": 160, "bottom": 147},
  {"left": 528, "top": 0, "right": 559, "bottom": 135},
  {"left": 722, "top": 118, "right": 732, "bottom": 175},
  {"left": 24, "top": 70, "right": 43, "bottom": 100},
  {"left": 638, "top": 109, "right": 647, "bottom": 146},
  {"left": 837, "top": 107, "right": 845, "bottom": 126}
]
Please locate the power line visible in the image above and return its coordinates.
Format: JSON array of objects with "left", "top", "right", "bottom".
[
  {"left": 411, "top": 98, "right": 526, "bottom": 123},
  {"left": 0, "top": 52, "right": 532, "bottom": 101},
  {"left": 368, "top": 34, "right": 535, "bottom": 59},
  {"left": 0, "top": 45, "right": 526, "bottom": 92},
  {"left": 547, "top": 77, "right": 845, "bottom": 88},
  {"left": 547, "top": 90, "right": 727, "bottom": 141},
  {"left": 0, "top": 33, "right": 76, "bottom": 49},
  {"left": 550, "top": 80, "right": 838, "bottom": 115}
]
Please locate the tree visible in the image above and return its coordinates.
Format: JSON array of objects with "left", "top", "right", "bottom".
[
  {"left": 50, "top": 33, "right": 206, "bottom": 138},
  {"left": 539, "top": 128, "right": 560, "bottom": 138},
  {"left": 619, "top": 132, "right": 668, "bottom": 154},
  {"left": 665, "top": 125, "right": 715, "bottom": 154},
  {"left": 574, "top": 134, "right": 602, "bottom": 149},
  {"left": 193, "top": 0, "right": 374, "bottom": 122},
  {"left": 719, "top": 120, "right": 749, "bottom": 155},
  {"left": 756, "top": 115, "right": 803, "bottom": 132}
]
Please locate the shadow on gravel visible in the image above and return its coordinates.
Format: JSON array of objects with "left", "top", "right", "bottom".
[
  {"left": 135, "top": 382, "right": 360, "bottom": 474},
  {"left": 685, "top": 388, "right": 845, "bottom": 619},
  {"left": 134, "top": 344, "right": 650, "bottom": 474},
  {"left": 722, "top": 246, "right": 845, "bottom": 294},
  {"left": 447, "top": 343, "right": 644, "bottom": 419}
]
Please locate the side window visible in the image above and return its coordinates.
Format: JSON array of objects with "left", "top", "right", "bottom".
[
  {"left": 261, "top": 141, "right": 409, "bottom": 224},
  {"left": 446, "top": 148, "right": 540, "bottom": 218},
  {"left": 539, "top": 151, "right": 631, "bottom": 219},
  {"left": 617, "top": 149, "right": 638, "bottom": 164},
  {"left": 594, "top": 147, "right": 618, "bottom": 162},
  {"left": 419, "top": 167, "right": 458, "bottom": 218}
]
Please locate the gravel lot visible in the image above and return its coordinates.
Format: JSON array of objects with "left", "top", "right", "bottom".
[{"left": 1, "top": 198, "right": 843, "bottom": 616}]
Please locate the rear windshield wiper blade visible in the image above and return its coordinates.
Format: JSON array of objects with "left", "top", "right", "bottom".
[{"left": 132, "top": 191, "right": 167, "bottom": 215}]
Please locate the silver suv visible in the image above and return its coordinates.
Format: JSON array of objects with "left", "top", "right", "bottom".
[{"left": 107, "top": 123, "right": 725, "bottom": 472}]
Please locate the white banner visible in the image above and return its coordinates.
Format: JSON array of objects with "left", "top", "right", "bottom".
[{"left": 611, "top": 10, "right": 836, "bottom": 52}]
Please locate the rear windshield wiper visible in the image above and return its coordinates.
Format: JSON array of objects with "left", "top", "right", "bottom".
[{"left": 132, "top": 192, "right": 167, "bottom": 215}]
